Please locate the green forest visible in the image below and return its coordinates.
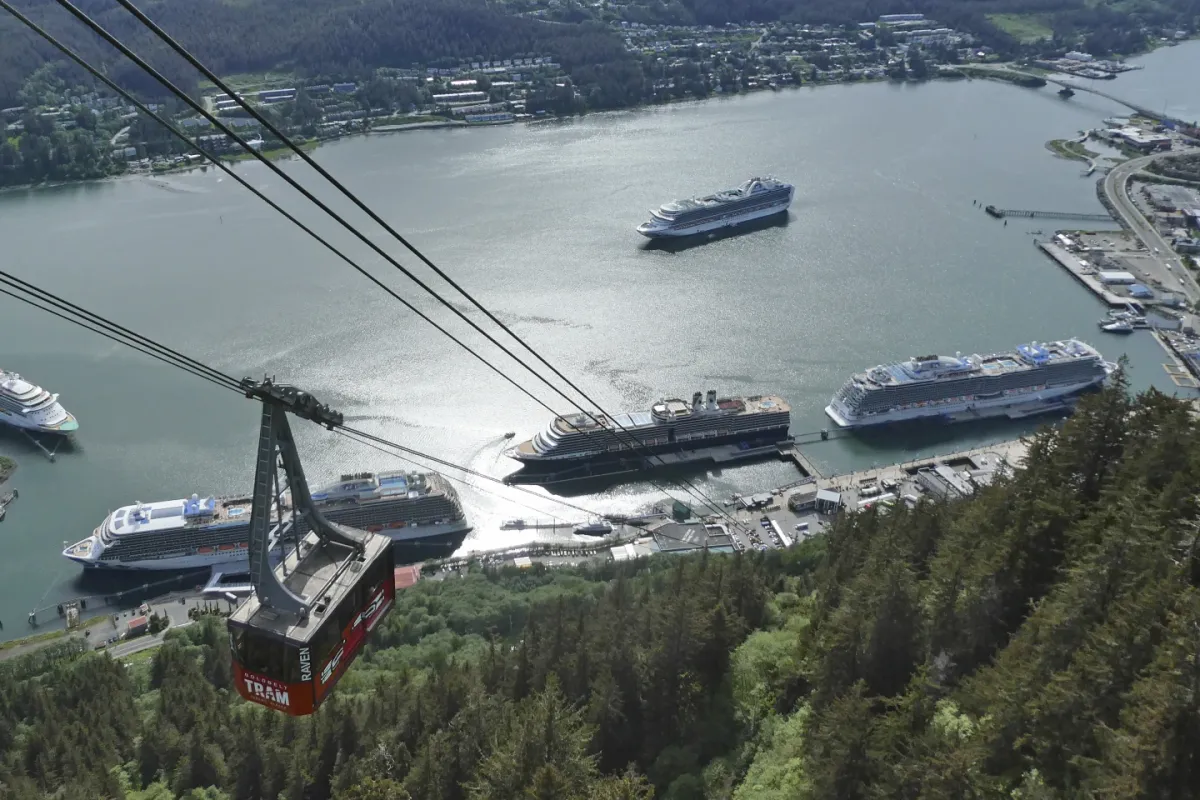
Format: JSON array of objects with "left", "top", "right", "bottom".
[
  {"left": 3, "top": 0, "right": 1200, "bottom": 108},
  {"left": 2, "top": 375, "right": 1199, "bottom": 799},
  {"left": 0, "top": 0, "right": 632, "bottom": 109}
]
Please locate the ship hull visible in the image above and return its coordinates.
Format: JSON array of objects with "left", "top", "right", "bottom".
[
  {"left": 824, "top": 376, "right": 1105, "bottom": 429},
  {"left": 504, "top": 428, "right": 792, "bottom": 486},
  {"left": 638, "top": 199, "right": 792, "bottom": 238},
  {"left": 0, "top": 408, "right": 78, "bottom": 434},
  {"left": 71, "top": 520, "right": 472, "bottom": 571}
]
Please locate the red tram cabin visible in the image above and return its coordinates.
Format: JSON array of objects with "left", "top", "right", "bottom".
[{"left": 228, "top": 531, "right": 395, "bottom": 715}]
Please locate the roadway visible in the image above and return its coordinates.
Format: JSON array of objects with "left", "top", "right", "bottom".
[
  {"left": 969, "top": 63, "right": 1156, "bottom": 119},
  {"left": 1102, "top": 148, "right": 1200, "bottom": 305}
]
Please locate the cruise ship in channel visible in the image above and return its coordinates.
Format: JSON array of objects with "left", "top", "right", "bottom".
[
  {"left": 637, "top": 177, "right": 794, "bottom": 238},
  {"left": 505, "top": 389, "right": 792, "bottom": 485},
  {"left": 0, "top": 369, "right": 77, "bottom": 434},
  {"left": 62, "top": 471, "right": 471, "bottom": 571},
  {"left": 825, "top": 339, "right": 1114, "bottom": 429}
]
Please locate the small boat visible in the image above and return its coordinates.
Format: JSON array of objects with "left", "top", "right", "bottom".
[
  {"left": 1058, "top": 86, "right": 1075, "bottom": 98},
  {"left": 574, "top": 519, "right": 614, "bottom": 536},
  {"left": 502, "top": 432, "right": 516, "bottom": 439},
  {"left": 1100, "top": 319, "right": 1134, "bottom": 334},
  {"left": 500, "top": 519, "right": 527, "bottom": 530}
]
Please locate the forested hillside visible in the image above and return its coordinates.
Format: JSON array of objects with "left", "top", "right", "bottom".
[
  {"left": 0, "top": 0, "right": 631, "bottom": 107},
  {"left": 634, "top": 0, "right": 1200, "bottom": 55},
  {"left": 2, "top": 377, "right": 1199, "bottom": 799},
  {"left": 4, "top": 0, "right": 1199, "bottom": 108}
]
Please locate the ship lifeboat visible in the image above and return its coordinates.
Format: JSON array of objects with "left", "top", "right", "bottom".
[
  {"left": 366, "top": 525, "right": 383, "bottom": 533},
  {"left": 197, "top": 546, "right": 214, "bottom": 555},
  {"left": 218, "top": 544, "right": 235, "bottom": 551},
  {"left": 237, "top": 542, "right": 248, "bottom": 549},
  {"left": 388, "top": 521, "right": 406, "bottom": 529}
]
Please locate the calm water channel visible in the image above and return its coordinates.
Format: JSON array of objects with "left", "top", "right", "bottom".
[{"left": 1, "top": 42, "right": 1197, "bottom": 637}]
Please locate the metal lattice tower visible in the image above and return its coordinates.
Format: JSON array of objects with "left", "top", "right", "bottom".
[{"left": 241, "top": 377, "right": 367, "bottom": 618}]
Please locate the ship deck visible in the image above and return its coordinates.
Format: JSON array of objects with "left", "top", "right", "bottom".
[
  {"left": 107, "top": 494, "right": 263, "bottom": 536},
  {"left": 861, "top": 341, "right": 1103, "bottom": 388},
  {"left": 549, "top": 395, "right": 790, "bottom": 436}
]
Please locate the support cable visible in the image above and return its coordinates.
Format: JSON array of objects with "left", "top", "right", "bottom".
[
  {"left": 0, "top": 267, "right": 618, "bottom": 524},
  {"left": 0, "top": 0, "right": 572, "bottom": 421},
  {"left": 23, "top": 0, "right": 747, "bottom": 527}
]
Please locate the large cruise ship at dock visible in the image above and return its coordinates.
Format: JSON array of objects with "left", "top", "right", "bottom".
[
  {"left": 505, "top": 390, "right": 792, "bottom": 486},
  {"left": 0, "top": 369, "right": 77, "bottom": 434},
  {"left": 62, "top": 470, "right": 470, "bottom": 571},
  {"left": 637, "top": 177, "right": 794, "bottom": 238},
  {"left": 825, "top": 340, "right": 1114, "bottom": 429}
]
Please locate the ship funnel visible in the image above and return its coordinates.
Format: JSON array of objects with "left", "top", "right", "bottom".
[
  {"left": 706, "top": 389, "right": 717, "bottom": 410},
  {"left": 692, "top": 391, "right": 703, "bottom": 410}
]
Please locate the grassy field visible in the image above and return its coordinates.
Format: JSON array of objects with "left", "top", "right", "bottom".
[
  {"left": 1046, "top": 138, "right": 1101, "bottom": 161},
  {"left": 0, "top": 454, "right": 14, "bottom": 484},
  {"left": 0, "top": 615, "right": 108, "bottom": 653},
  {"left": 988, "top": 13, "right": 1054, "bottom": 43},
  {"left": 224, "top": 138, "right": 320, "bottom": 162},
  {"left": 198, "top": 71, "right": 296, "bottom": 93},
  {"left": 371, "top": 114, "right": 451, "bottom": 126}
]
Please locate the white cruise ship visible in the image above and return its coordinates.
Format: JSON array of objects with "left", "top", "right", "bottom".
[
  {"left": 0, "top": 370, "right": 78, "bottom": 434},
  {"left": 505, "top": 390, "right": 791, "bottom": 485},
  {"left": 826, "top": 340, "right": 1114, "bottom": 429},
  {"left": 62, "top": 471, "right": 471, "bottom": 571},
  {"left": 637, "top": 177, "right": 794, "bottom": 238}
]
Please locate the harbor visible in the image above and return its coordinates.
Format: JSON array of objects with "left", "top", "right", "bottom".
[
  {"left": 1037, "top": 240, "right": 1134, "bottom": 307},
  {"left": 3, "top": 54, "right": 1198, "bottom": 641},
  {"left": 0, "top": 433, "right": 1031, "bottom": 660}
]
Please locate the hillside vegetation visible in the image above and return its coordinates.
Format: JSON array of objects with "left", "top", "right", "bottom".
[
  {"left": 0, "top": 0, "right": 631, "bottom": 107},
  {"left": 3, "top": 0, "right": 1199, "bottom": 107},
  {"left": 2, "top": 375, "right": 1200, "bottom": 799}
]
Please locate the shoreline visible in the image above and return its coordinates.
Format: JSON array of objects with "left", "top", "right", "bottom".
[
  {"left": 0, "top": 75, "right": 963, "bottom": 195},
  {"left": 0, "top": 455, "right": 15, "bottom": 486}
]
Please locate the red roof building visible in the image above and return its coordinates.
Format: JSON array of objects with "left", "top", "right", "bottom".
[{"left": 394, "top": 565, "right": 422, "bottom": 591}]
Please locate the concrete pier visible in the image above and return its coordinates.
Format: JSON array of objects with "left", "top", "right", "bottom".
[
  {"left": 726, "top": 439, "right": 1030, "bottom": 541},
  {"left": 1154, "top": 330, "right": 1200, "bottom": 388},
  {"left": 1037, "top": 241, "right": 1128, "bottom": 306},
  {"left": 778, "top": 443, "right": 823, "bottom": 477}
]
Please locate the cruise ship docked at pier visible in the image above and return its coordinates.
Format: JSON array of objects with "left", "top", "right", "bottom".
[
  {"left": 505, "top": 390, "right": 792, "bottom": 485},
  {"left": 62, "top": 471, "right": 470, "bottom": 571},
  {"left": 825, "top": 340, "right": 1114, "bottom": 429},
  {"left": 637, "top": 177, "right": 794, "bottom": 238},
  {"left": 0, "top": 369, "right": 77, "bottom": 434}
]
